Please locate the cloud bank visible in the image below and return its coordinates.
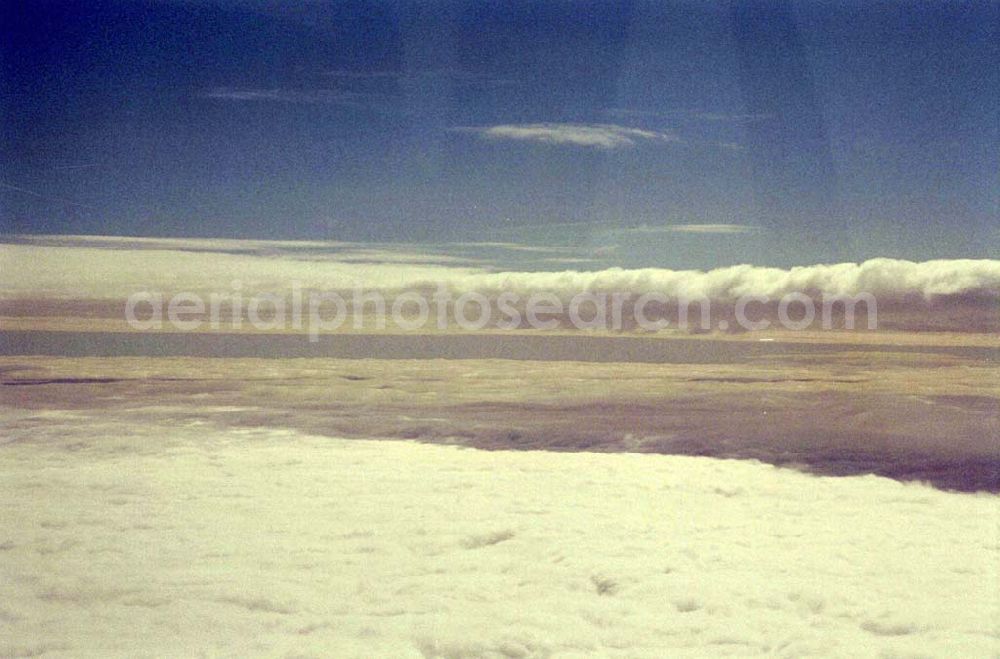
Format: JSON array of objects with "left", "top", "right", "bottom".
[
  {"left": 1, "top": 237, "right": 997, "bottom": 331},
  {"left": 455, "top": 123, "right": 678, "bottom": 149},
  {"left": 3, "top": 239, "right": 998, "bottom": 301},
  {"left": 448, "top": 258, "right": 1000, "bottom": 302}
]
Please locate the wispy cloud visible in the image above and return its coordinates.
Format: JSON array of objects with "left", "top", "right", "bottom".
[
  {"left": 695, "top": 112, "right": 773, "bottom": 123},
  {"left": 1, "top": 181, "right": 47, "bottom": 198},
  {"left": 323, "top": 70, "right": 402, "bottom": 79},
  {"left": 50, "top": 163, "right": 102, "bottom": 171},
  {"left": 606, "top": 109, "right": 773, "bottom": 124},
  {"left": 0, "top": 181, "right": 96, "bottom": 209},
  {"left": 605, "top": 108, "right": 679, "bottom": 120},
  {"left": 414, "top": 69, "right": 518, "bottom": 87},
  {"left": 325, "top": 68, "right": 518, "bottom": 87},
  {"left": 445, "top": 241, "right": 573, "bottom": 254},
  {"left": 454, "top": 123, "right": 679, "bottom": 149},
  {"left": 616, "top": 223, "right": 757, "bottom": 235},
  {"left": 200, "top": 88, "right": 371, "bottom": 106},
  {"left": 541, "top": 256, "right": 601, "bottom": 265}
]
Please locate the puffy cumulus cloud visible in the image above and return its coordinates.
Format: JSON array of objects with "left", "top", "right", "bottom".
[
  {"left": 1, "top": 414, "right": 997, "bottom": 656},
  {"left": 438, "top": 258, "right": 1000, "bottom": 302},
  {"left": 454, "top": 123, "right": 679, "bottom": 148}
]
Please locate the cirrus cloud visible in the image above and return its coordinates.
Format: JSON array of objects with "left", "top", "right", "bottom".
[
  {"left": 453, "top": 123, "right": 679, "bottom": 149},
  {"left": 200, "top": 88, "right": 373, "bottom": 107},
  {"left": 615, "top": 223, "right": 757, "bottom": 235}
]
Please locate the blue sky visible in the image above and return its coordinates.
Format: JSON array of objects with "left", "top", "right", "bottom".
[{"left": 2, "top": 0, "right": 997, "bottom": 268}]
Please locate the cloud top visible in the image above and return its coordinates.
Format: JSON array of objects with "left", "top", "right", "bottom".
[
  {"left": 3, "top": 414, "right": 998, "bottom": 656},
  {"left": 446, "top": 258, "right": 1000, "bottom": 304}
]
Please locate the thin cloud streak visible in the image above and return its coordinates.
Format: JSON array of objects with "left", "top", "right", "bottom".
[
  {"left": 445, "top": 241, "right": 574, "bottom": 254},
  {"left": 664, "top": 223, "right": 757, "bottom": 234},
  {"left": 696, "top": 112, "right": 773, "bottom": 123},
  {"left": 0, "top": 181, "right": 97, "bottom": 210},
  {"left": 323, "top": 70, "right": 402, "bottom": 79},
  {"left": 324, "top": 69, "right": 519, "bottom": 88},
  {"left": 606, "top": 108, "right": 774, "bottom": 124},
  {"left": 599, "top": 223, "right": 758, "bottom": 236},
  {"left": 200, "top": 88, "right": 372, "bottom": 106},
  {"left": 50, "top": 163, "right": 102, "bottom": 171},
  {"left": 454, "top": 123, "right": 679, "bottom": 149}
]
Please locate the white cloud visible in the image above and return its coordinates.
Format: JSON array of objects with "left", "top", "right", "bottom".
[
  {"left": 295, "top": 248, "right": 476, "bottom": 266},
  {"left": 1, "top": 237, "right": 998, "bottom": 304},
  {"left": 541, "top": 256, "right": 600, "bottom": 265},
  {"left": 445, "top": 241, "right": 574, "bottom": 254},
  {"left": 1, "top": 414, "right": 997, "bottom": 656},
  {"left": 325, "top": 69, "right": 518, "bottom": 87},
  {"left": 617, "top": 223, "right": 756, "bottom": 235},
  {"left": 201, "top": 88, "right": 368, "bottom": 105},
  {"left": 696, "top": 112, "right": 774, "bottom": 123},
  {"left": 0, "top": 242, "right": 478, "bottom": 298},
  {"left": 448, "top": 258, "right": 1000, "bottom": 304},
  {"left": 455, "top": 123, "right": 679, "bottom": 149},
  {"left": 3, "top": 234, "right": 356, "bottom": 252},
  {"left": 606, "top": 109, "right": 773, "bottom": 124},
  {"left": 669, "top": 223, "right": 754, "bottom": 234},
  {"left": 1, "top": 237, "right": 998, "bottom": 332},
  {"left": 323, "top": 69, "right": 402, "bottom": 79},
  {"left": 605, "top": 107, "right": 677, "bottom": 120}
]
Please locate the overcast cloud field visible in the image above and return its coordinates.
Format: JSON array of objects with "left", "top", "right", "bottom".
[{"left": 2, "top": 410, "right": 998, "bottom": 658}]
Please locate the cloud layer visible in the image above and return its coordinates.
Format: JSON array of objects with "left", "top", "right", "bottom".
[
  {"left": 1, "top": 236, "right": 997, "bottom": 332},
  {"left": 2, "top": 412, "right": 997, "bottom": 656},
  {"left": 3, "top": 236, "right": 997, "bottom": 301},
  {"left": 455, "top": 123, "right": 678, "bottom": 148}
]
